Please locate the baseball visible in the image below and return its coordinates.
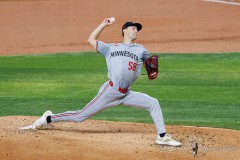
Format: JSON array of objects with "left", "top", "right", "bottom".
[{"left": 108, "top": 17, "right": 115, "bottom": 23}]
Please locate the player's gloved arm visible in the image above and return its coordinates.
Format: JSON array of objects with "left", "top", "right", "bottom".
[{"left": 87, "top": 18, "right": 115, "bottom": 50}]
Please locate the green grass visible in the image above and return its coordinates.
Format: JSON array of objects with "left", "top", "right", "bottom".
[{"left": 0, "top": 52, "right": 239, "bottom": 130}]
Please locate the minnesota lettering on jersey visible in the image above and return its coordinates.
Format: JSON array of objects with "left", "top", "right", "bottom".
[{"left": 110, "top": 51, "right": 139, "bottom": 61}]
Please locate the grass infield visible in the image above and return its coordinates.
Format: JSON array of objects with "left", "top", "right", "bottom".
[{"left": 0, "top": 52, "right": 239, "bottom": 130}]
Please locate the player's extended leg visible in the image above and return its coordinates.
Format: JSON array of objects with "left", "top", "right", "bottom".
[
  {"left": 120, "top": 90, "right": 166, "bottom": 134},
  {"left": 48, "top": 82, "right": 122, "bottom": 123},
  {"left": 31, "top": 82, "right": 124, "bottom": 129}
]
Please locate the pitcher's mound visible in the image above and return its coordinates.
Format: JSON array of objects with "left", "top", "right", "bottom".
[{"left": 0, "top": 116, "right": 239, "bottom": 160}]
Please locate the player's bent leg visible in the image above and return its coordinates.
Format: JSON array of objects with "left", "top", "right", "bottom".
[
  {"left": 121, "top": 90, "right": 166, "bottom": 134},
  {"left": 121, "top": 90, "right": 181, "bottom": 147}
]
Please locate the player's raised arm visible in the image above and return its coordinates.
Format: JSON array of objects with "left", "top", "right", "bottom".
[{"left": 87, "top": 17, "right": 115, "bottom": 50}]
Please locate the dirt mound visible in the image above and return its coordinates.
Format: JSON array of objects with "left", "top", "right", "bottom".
[{"left": 0, "top": 116, "right": 239, "bottom": 160}]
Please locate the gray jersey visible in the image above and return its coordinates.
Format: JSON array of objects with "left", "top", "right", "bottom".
[{"left": 97, "top": 41, "right": 150, "bottom": 89}]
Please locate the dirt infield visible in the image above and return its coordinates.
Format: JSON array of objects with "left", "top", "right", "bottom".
[
  {"left": 0, "top": 0, "right": 240, "bottom": 159},
  {"left": 0, "top": 0, "right": 240, "bottom": 55},
  {"left": 0, "top": 117, "right": 240, "bottom": 160}
]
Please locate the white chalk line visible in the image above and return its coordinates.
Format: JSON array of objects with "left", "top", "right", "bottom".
[{"left": 203, "top": 0, "right": 240, "bottom": 6}]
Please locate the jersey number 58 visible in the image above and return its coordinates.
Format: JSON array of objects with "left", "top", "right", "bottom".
[{"left": 128, "top": 61, "right": 137, "bottom": 71}]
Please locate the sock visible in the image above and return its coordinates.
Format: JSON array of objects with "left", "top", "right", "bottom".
[
  {"left": 159, "top": 132, "right": 166, "bottom": 138},
  {"left": 46, "top": 116, "right": 52, "bottom": 123}
]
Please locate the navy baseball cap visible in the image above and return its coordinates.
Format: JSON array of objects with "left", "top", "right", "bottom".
[{"left": 122, "top": 22, "right": 142, "bottom": 36}]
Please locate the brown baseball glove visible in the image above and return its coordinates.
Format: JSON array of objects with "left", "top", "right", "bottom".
[{"left": 145, "top": 55, "right": 159, "bottom": 80}]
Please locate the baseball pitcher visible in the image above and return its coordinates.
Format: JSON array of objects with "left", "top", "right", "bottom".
[{"left": 22, "top": 18, "right": 181, "bottom": 147}]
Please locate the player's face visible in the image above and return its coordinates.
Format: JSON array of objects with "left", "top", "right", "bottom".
[{"left": 124, "top": 26, "right": 139, "bottom": 41}]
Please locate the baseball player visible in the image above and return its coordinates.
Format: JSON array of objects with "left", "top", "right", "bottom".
[{"left": 29, "top": 18, "right": 181, "bottom": 147}]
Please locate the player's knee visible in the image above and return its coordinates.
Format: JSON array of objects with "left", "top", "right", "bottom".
[{"left": 150, "top": 98, "right": 160, "bottom": 108}]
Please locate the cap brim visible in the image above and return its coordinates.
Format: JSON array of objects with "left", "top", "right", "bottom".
[{"left": 131, "top": 23, "right": 142, "bottom": 31}]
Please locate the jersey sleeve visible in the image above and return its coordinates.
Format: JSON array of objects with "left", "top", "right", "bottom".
[
  {"left": 96, "top": 41, "right": 110, "bottom": 57},
  {"left": 142, "top": 48, "right": 151, "bottom": 63}
]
